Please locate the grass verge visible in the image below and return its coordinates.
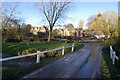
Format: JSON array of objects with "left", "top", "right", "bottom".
[{"left": 101, "top": 52, "right": 120, "bottom": 78}]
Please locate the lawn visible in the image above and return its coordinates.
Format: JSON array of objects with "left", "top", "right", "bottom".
[
  {"left": 2, "top": 41, "right": 72, "bottom": 56},
  {"left": 2, "top": 41, "right": 84, "bottom": 79}
]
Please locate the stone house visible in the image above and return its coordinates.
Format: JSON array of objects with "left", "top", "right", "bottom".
[
  {"left": 58, "top": 29, "right": 64, "bottom": 36},
  {"left": 63, "top": 28, "right": 70, "bottom": 36},
  {"left": 55, "top": 27, "right": 83, "bottom": 37},
  {"left": 30, "top": 26, "right": 48, "bottom": 35}
]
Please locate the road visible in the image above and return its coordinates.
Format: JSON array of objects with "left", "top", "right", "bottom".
[{"left": 22, "top": 43, "right": 103, "bottom": 79}]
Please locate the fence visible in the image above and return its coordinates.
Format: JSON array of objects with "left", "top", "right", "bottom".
[
  {"left": 110, "top": 46, "right": 119, "bottom": 64},
  {"left": 0, "top": 43, "right": 74, "bottom": 63}
]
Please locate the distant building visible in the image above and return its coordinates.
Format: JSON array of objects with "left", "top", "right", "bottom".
[
  {"left": 30, "top": 26, "right": 48, "bottom": 35},
  {"left": 53, "top": 27, "right": 83, "bottom": 37},
  {"left": 64, "top": 28, "right": 70, "bottom": 36},
  {"left": 57, "top": 29, "right": 64, "bottom": 36},
  {"left": 93, "top": 31, "right": 105, "bottom": 39},
  {"left": 31, "top": 25, "right": 84, "bottom": 37}
]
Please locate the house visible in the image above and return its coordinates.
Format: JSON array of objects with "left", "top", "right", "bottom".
[
  {"left": 75, "top": 28, "right": 83, "bottom": 37},
  {"left": 93, "top": 31, "right": 105, "bottom": 39},
  {"left": 58, "top": 29, "right": 64, "bottom": 36},
  {"left": 63, "top": 28, "right": 70, "bottom": 36},
  {"left": 53, "top": 29, "right": 64, "bottom": 36},
  {"left": 30, "top": 26, "right": 48, "bottom": 35},
  {"left": 54, "top": 27, "right": 83, "bottom": 37}
]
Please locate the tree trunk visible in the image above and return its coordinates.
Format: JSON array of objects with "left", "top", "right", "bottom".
[{"left": 48, "top": 26, "right": 53, "bottom": 42}]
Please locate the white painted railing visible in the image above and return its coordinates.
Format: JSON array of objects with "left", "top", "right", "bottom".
[
  {"left": 0, "top": 43, "right": 74, "bottom": 63},
  {"left": 110, "top": 46, "right": 119, "bottom": 64}
]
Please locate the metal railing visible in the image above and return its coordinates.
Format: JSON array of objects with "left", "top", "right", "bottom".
[
  {"left": 0, "top": 43, "right": 74, "bottom": 63},
  {"left": 110, "top": 46, "right": 119, "bottom": 64}
]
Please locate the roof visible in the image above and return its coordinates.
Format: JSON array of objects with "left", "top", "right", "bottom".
[{"left": 59, "top": 29, "right": 64, "bottom": 31}]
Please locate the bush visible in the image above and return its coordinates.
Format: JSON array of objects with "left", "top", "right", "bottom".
[
  {"left": 33, "top": 37, "right": 40, "bottom": 42},
  {"left": 65, "top": 40, "right": 73, "bottom": 44},
  {"left": 104, "top": 37, "right": 116, "bottom": 49},
  {"left": 18, "top": 47, "right": 63, "bottom": 59},
  {"left": 54, "top": 36, "right": 62, "bottom": 39},
  {"left": 44, "top": 50, "right": 62, "bottom": 57},
  {"left": 67, "top": 36, "right": 72, "bottom": 40},
  {"left": 103, "top": 37, "right": 120, "bottom": 54},
  {"left": 37, "top": 32, "right": 46, "bottom": 38},
  {"left": 6, "top": 39, "right": 22, "bottom": 42},
  {"left": 18, "top": 48, "right": 42, "bottom": 59}
]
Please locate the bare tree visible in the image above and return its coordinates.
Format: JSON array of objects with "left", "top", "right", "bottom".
[
  {"left": 87, "top": 15, "right": 96, "bottom": 28},
  {"left": 36, "top": 0, "right": 72, "bottom": 42},
  {"left": 2, "top": 2, "right": 27, "bottom": 42},
  {"left": 64, "top": 23, "right": 74, "bottom": 29},
  {"left": 2, "top": 2, "right": 19, "bottom": 28}
]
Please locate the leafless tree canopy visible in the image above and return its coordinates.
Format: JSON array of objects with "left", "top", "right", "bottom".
[
  {"left": 2, "top": 2, "right": 19, "bottom": 28},
  {"left": 36, "top": 0, "right": 72, "bottom": 42},
  {"left": 64, "top": 23, "right": 74, "bottom": 29}
]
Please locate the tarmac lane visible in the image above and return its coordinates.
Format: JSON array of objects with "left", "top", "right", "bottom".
[
  {"left": 75, "top": 43, "right": 103, "bottom": 78},
  {"left": 21, "top": 43, "right": 103, "bottom": 79}
]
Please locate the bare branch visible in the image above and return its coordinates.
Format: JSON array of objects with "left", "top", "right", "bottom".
[{"left": 36, "top": 0, "right": 72, "bottom": 41}]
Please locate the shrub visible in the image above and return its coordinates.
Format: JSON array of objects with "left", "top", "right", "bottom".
[
  {"left": 54, "top": 36, "right": 62, "bottom": 39},
  {"left": 33, "top": 38, "right": 40, "bottom": 42},
  {"left": 18, "top": 48, "right": 42, "bottom": 59},
  {"left": 6, "top": 39, "right": 22, "bottom": 42},
  {"left": 37, "top": 32, "right": 46, "bottom": 38},
  {"left": 44, "top": 50, "right": 62, "bottom": 57},
  {"left": 19, "top": 48, "right": 63, "bottom": 59}
]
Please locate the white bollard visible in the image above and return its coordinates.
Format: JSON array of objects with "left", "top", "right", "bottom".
[
  {"left": 62, "top": 46, "right": 64, "bottom": 55},
  {"left": 37, "top": 51, "right": 40, "bottom": 63},
  {"left": 72, "top": 43, "right": 74, "bottom": 52}
]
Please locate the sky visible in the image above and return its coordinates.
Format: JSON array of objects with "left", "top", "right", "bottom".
[
  {"left": 66, "top": 2, "right": 118, "bottom": 29},
  {"left": 2, "top": 1, "right": 119, "bottom": 29}
]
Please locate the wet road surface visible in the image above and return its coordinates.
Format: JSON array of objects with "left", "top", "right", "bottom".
[
  {"left": 75, "top": 43, "right": 103, "bottom": 78},
  {"left": 22, "top": 43, "right": 103, "bottom": 79}
]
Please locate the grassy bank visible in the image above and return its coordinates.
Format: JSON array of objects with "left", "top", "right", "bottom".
[
  {"left": 2, "top": 41, "right": 83, "bottom": 79},
  {"left": 101, "top": 36, "right": 120, "bottom": 78},
  {"left": 101, "top": 52, "right": 120, "bottom": 78}
]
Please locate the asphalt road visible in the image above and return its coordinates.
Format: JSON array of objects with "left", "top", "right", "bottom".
[{"left": 22, "top": 43, "right": 103, "bottom": 79}]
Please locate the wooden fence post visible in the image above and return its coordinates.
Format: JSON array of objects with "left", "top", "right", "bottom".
[
  {"left": 72, "top": 43, "right": 74, "bottom": 52},
  {"left": 110, "top": 46, "right": 113, "bottom": 59},
  {"left": 112, "top": 51, "right": 116, "bottom": 64},
  {"left": 112, "top": 51, "right": 119, "bottom": 64},
  {"left": 37, "top": 51, "right": 40, "bottom": 63},
  {"left": 62, "top": 46, "right": 64, "bottom": 55},
  {"left": 110, "top": 46, "right": 119, "bottom": 65}
]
